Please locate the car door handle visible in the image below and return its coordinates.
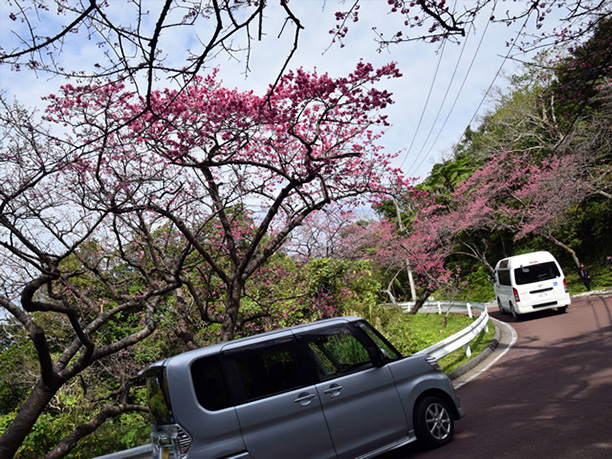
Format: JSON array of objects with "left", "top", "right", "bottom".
[
  {"left": 323, "top": 384, "right": 344, "bottom": 398},
  {"left": 294, "top": 393, "right": 317, "bottom": 406}
]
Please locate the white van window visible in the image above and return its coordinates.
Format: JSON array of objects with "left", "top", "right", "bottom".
[
  {"left": 514, "top": 262, "right": 561, "bottom": 285},
  {"left": 498, "top": 269, "right": 511, "bottom": 286}
]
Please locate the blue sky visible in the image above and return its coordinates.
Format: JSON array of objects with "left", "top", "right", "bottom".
[{"left": 0, "top": 1, "right": 565, "bottom": 181}]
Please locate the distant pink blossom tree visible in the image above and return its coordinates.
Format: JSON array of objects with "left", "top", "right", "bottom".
[
  {"left": 283, "top": 205, "right": 361, "bottom": 261},
  {"left": 335, "top": 214, "right": 453, "bottom": 312},
  {"left": 442, "top": 150, "right": 591, "bottom": 267}
]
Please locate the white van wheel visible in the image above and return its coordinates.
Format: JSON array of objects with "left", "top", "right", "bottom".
[
  {"left": 497, "top": 299, "right": 507, "bottom": 315},
  {"left": 558, "top": 306, "right": 568, "bottom": 313},
  {"left": 510, "top": 304, "right": 518, "bottom": 320}
]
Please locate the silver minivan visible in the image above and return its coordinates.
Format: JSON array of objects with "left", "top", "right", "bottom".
[{"left": 141, "top": 316, "right": 464, "bottom": 458}]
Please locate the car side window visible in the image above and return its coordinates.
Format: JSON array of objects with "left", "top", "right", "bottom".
[
  {"left": 304, "top": 327, "right": 374, "bottom": 380},
  {"left": 191, "top": 355, "right": 231, "bottom": 411},
  {"left": 232, "top": 341, "right": 302, "bottom": 402}
]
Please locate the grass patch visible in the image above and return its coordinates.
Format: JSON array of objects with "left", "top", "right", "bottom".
[
  {"left": 438, "top": 324, "right": 495, "bottom": 374},
  {"left": 565, "top": 261, "right": 612, "bottom": 295}
]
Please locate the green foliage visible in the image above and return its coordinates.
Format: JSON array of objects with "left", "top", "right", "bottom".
[
  {"left": 0, "top": 413, "right": 64, "bottom": 459},
  {"left": 418, "top": 156, "right": 480, "bottom": 195},
  {"left": 453, "top": 265, "right": 495, "bottom": 303},
  {"left": 0, "top": 338, "right": 35, "bottom": 414},
  {"left": 382, "top": 311, "right": 486, "bottom": 356},
  {"left": 0, "top": 404, "right": 150, "bottom": 459},
  {"left": 72, "top": 413, "right": 150, "bottom": 459},
  {"left": 344, "top": 299, "right": 490, "bottom": 358}
]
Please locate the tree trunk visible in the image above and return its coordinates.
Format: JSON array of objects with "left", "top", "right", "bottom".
[
  {"left": 220, "top": 283, "right": 243, "bottom": 342},
  {"left": 539, "top": 231, "right": 582, "bottom": 268},
  {"left": 0, "top": 379, "right": 59, "bottom": 458},
  {"left": 174, "top": 291, "right": 199, "bottom": 350},
  {"left": 409, "top": 290, "right": 432, "bottom": 315}
]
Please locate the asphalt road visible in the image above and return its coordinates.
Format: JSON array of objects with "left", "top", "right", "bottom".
[{"left": 380, "top": 292, "right": 612, "bottom": 458}]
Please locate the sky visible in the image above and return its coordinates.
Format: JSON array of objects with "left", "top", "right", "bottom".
[{"left": 0, "top": 1, "right": 567, "bottom": 182}]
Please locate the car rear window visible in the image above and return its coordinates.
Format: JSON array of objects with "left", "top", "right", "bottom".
[
  {"left": 513, "top": 261, "right": 561, "bottom": 285},
  {"left": 145, "top": 367, "right": 175, "bottom": 425}
]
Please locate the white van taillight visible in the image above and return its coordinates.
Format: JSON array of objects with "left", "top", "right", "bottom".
[
  {"left": 151, "top": 423, "right": 191, "bottom": 459},
  {"left": 513, "top": 288, "right": 520, "bottom": 302},
  {"left": 563, "top": 278, "right": 568, "bottom": 293}
]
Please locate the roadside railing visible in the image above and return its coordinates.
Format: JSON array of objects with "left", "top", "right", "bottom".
[
  {"left": 94, "top": 445, "right": 153, "bottom": 459},
  {"left": 94, "top": 301, "right": 490, "bottom": 459},
  {"left": 400, "top": 300, "right": 490, "bottom": 360}
]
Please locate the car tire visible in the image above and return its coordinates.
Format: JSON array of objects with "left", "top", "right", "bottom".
[
  {"left": 510, "top": 303, "right": 519, "bottom": 320},
  {"left": 497, "top": 298, "right": 506, "bottom": 314},
  {"left": 414, "top": 395, "right": 454, "bottom": 449},
  {"left": 558, "top": 306, "right": 568, "bottom": 313}
]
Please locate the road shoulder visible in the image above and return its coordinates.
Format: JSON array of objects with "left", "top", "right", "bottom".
[{"left": 448, "top": 317, "right": 517, "bottom": 389}]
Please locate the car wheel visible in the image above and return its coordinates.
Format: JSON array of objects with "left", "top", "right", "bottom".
[
  {"left": 510, "top": 303, "right": 519, "bottom": 320},
  {"left": 414, "top": 395, "right": 454, "bottom": 449},
  {"left": 497, "top": 298, "right": 506, "bottom": 314},
  {"left": 558, "top": 306, "right": 568, "bottom": 313}
]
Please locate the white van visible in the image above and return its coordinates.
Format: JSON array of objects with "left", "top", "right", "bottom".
[{"left": 494, "top": 251, "right": 571, "bottom": 319}]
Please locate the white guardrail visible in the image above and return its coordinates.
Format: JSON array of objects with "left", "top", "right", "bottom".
[
  {"left": 403, "top": 300, "right": 490, "bottom": 360},
  {"left": 94, "top": 301, "right": 490, "bottom": 459}
]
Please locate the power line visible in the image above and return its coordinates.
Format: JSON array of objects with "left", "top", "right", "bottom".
[
  {"left": 414, "top": 1, "right": 498, "bottom": 174},
  {"left": 454, "top": 7, "right": 533, "bottom": 153},
  {"left": 405, "top": 23, "right": 474, "bottom": 177},
  {"left": 400, "top": 37, "right": 447, "bottom": 169}
]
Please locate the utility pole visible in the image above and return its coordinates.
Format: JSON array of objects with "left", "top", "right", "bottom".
[{"left": 392, "top": 196, "right": 417, "bottom": 301}]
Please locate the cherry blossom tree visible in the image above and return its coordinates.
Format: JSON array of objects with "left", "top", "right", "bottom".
[
  {"left": 0, "top": 62, "right": 408, "bottom": 457},
  {"left": 435, "top": 149, "right": 590, "bottom": 268},
  {"left": 0, "top": 97, "right": 187, "bottom": 458},
  {"left": 334, "top": 213, "right": 453, "bottom": 313},
  {"left": 42, "top": 62, "right": 406, "bottom": 340},
  {"left": 283, "top": 205, "right": 361, "bottom": 261}
]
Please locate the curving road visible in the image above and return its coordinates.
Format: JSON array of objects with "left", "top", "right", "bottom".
[{"left": 381, "top": 293, "right": 612, "bottom": 458}]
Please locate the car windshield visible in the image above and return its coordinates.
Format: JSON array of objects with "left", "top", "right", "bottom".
[
  {"left": 356, "top": 322, "right": 402, "bottom": 360},
  {"left": 513, "top": 261, "right": 561, "bottom": 285}
]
